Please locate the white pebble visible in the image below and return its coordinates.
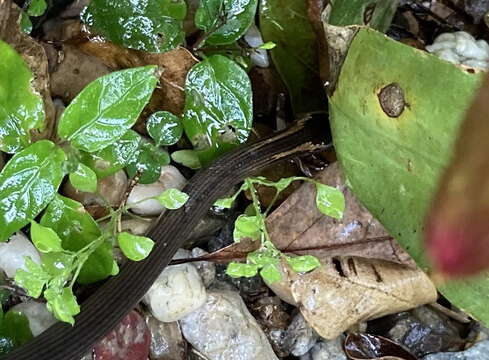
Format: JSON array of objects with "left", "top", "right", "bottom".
[
  {"left": 127, "top": 165, "right": 187, "bottom": 216},
  {"left": 0, "top": 232, "right": 40, "bottom": 278},
  {"left": 244, "top": 24, "right": 270, "bottom": 68},
  {"left": 427, "top": 31, "right": 489, "bottom": 70},
  {"left": 143, "top": 249, "right": 206, "bottom": 322},
  {"left": 11, "top": 301, "right": 57, "bottom": 336}
]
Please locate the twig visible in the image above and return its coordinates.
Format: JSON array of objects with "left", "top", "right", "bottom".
[{"left": 429, "top": 302, "right": 471, "bottom": 324}]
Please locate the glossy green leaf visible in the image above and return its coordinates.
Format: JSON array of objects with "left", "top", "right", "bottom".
[
  {"left": 41, "top": 195, "right": 112, "bottom": 284},
  {"left": 82, "top": 0, "right": 186, "bottom": 52},
  {"left": 117, "top": 232, "right": 154, "bottom": 261},
  {"left": 226, "top": 262, "right": 259, "bottom": 278},
  {"left": 328, "top": 28, "right": 486, "bottom": 323},
  {"left": 315, "top": 183, "right": 345, "bottom": 219},
  {"left": 0, "top": 40, "right": 45, "bottom": 153},
  {"left": 156, "top": 188, "right": 189, "bottom": 210},
  {"left": 30, "top": 221, "right": 63, "bottom": 253},
  {"left": 260, "top": 263, "right": 281, "bottom": 283},
  {"left": 57, "top": 66, "right": 158, "bottom": 153},
  {"left": 183, "top": 55, "right": 253, "bottom": 165},
  {"left": 260, "top": 0, "right": 326, "bottom": 113},
  {"left": 247, "top": 251, "right": 279, "bottom": 267},
  {"left": 41, "top": 252, "right": 74, "bottom": 277},
  {"left": 20, "top": 12, "right": 32, "bottom": 34},
  {"left": 0, "top": 311, "right": 33, "bottom": 350},
  {"left": 171, "top": 150, "right": 202, "bottom": 170},
  {"left": 126, "top": 142, "right": 170, "bottom": 184},
  {"left": 258, "top": 41, "right": 276, "bottom": 50},
  {"left": 69, "top": 163, "right": 97, "bottom": 193},
  {"left": 328, "top": 0, "right": 398, "bottom": 32},
  {"left": 14, "top": 257, "right": 50, "bottom": 298},
  {"left": 27, "top": 0, "right": 47, "bottom": 16},
  {"left": 214, "top": 197, "right": 234, "bottom": 209},
  {"left": 195, "top": 0, "right": 258, "bottom": 45},
  {"left": 0, "top": 140, "right": 66, "bottom": 241},
  {"left": 86, "top": 129, "right": 141, "bottom": 179},
  {"left": 147, "top": 111, "right": 183, "bottom": 146},
  {"left": 233, "top": 215, "right": 261, "bottom": 242},
  {"left": 44, "top": 287, "right": 80, "bottom": 325},
  {"left": 286, "top": 255, "right": 321, "bottom": 273}
]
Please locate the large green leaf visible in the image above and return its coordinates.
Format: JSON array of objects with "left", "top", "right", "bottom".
[
  {"left": 126, "top": 141, "right": 170, "bottom": 184},
  {"left": 328, "top": 28, "right": 487, "bottom": 322},
  {"left": 0, "top": 40, "right": 45, "bottom": 153},
  {"left": 260, "top": 0, "right": 326, "bottom": 114},
  {"left": 82, "top": 0, "right": 186, "bottom": 52},
  {"left": 182, "top": 55, "right": 252, "bottom": 165},
  {"left": 328, "top": 0, "right": 399, "bottom": 32},
  {"left": 0, "top": 140, "right": 65, "bottom": 241},
  {"left": 195, "top": 0, "right": 258, "bottom": 45},
  {"left": 40, "top": 195, "right": 112, "bottom": 284},
  {"left": 57, "top": 66, "right": 158, "bottom": 153}
]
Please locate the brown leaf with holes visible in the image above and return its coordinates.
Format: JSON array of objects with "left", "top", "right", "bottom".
[
  {"left": 345, "top": 333, "right": 418, "bottom": 360},
  {"left": 265, "top": 163, "right": 437, "bottom": 339},
  {"left": 0, "top": 0, "right": 55, "bottom": 141}
]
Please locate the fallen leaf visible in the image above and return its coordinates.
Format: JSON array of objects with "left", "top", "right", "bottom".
[
  {"left": 345, "top": 333, "right": 418, "bottom": 360},
  {"left": 0, "top": 0, "right": 55, "bottom": 142},
  {"left": 267, "top": 163, "right": 415, "bottom": 267}
]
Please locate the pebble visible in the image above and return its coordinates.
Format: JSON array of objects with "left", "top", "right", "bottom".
[
  {"left": 426, "top": 31, "right": 489, "bottom": 70},
  {"left": 180, "top": 289, "right": 278, "bottom": 360},
  {"left": 300, "top": 336, "right": 347, "bottom": 360},
  {"left": 422, "top": 339, "right": 489, "bottom": 360},
  {"left": 143, "top": 250, "right": 206, "bottom": 322},
  {"left": 284, "top": 312, "right": 319, "bottom": 356},
  {"left": 145, "top": 313, "right": 186, "bottom": 360},
  {"left": 127, "top": 165, "right": 186, "bottom": 216},
  {"left": 11, "top": 301, "right": 57, "bottom": 336},
  {"left": 190, "top": 248, "right": 216, "bottom": 288},
  {"left": 244, "top": 24, "right": 270, "bottom": 68},
  {"left": 0, "top": 232, "right": 41, "bottom": 278}
]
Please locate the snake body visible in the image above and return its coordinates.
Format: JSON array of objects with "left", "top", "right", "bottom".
[{"left": 3, "top": 114, "right": 329, "bottom": 360}]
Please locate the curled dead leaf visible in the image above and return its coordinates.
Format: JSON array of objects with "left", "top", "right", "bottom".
[
  {"left": 0, "top": 0, "right": 55, "bottom": 141},
  {"left": 345, "top": 333, "right": 418, "bottom": 360}
]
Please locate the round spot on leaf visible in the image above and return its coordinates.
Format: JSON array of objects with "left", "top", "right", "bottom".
[{"left": 378, "top": 83, "right": 406, "bottom": 118}]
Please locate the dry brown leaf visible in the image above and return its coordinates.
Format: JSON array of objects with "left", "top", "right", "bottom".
[
  {"left": 267, "top": 162, "right": 414, "bottom": 266},
  {"left": 0, "top": 0, "right": 55, "bottom": 141},
  {"left": 345, "top": 333, "right": 418, "bottom": 360},
  {"left": 265, "top": 163, "right": 437, "bottom": 339}
]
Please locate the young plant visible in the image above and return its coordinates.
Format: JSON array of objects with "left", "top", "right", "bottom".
[{"left": 216, "top": 176, "right": 346, "bottom": 283}]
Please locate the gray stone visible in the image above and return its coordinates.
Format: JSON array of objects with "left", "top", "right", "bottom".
[
  {"left": 145, "top": 314, "right": 186, "bottom": 360},
  {"left": 191, "top": 247, "right": 216, "bottom": 288},
  {"left": 284, "top": 313, "right": 318, "bottom": 356},
  {"left": 423, "top": 340, "right": 489, "bottom": 360},
  {"left": 305, "top": 337, "right": 347, "bottom": 360},
  {"left": 179, "top": 290, "right": 278, "bottom": 360}
]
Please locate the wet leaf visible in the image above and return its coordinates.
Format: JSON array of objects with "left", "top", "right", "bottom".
[
  {"left": 57, "top": 66, "right": 158, "bottom": 153},
  {"left": 233, "top": 215, "right": 261, "bottom": 242},
  {"left": 156, "top": 188, "right": 189, "bottom": 210},
  {"left": 182, "top": 55, "right": 253, "bottom": 165},
  {"left": 82, "top": 0, "right": 186, "bottom": 53},
  {"left": 286, "top": 255, "right": 320, "bottom": 273},
  {"left": 171, "top": 150, "right": 202, "bottom": 169},
  {"left": 26, "top": 0, "right": 47, "bottom": 17},
  {"left": 117, "top": 232, "right": 154, "bottom": 261},
  {"left": 260, "top": 0, "right": 326, "bottom": 113},
  {"left": 0, "top": 40, "right": 44, "bottom": 153},
  {"left": 226, "top": 262, "right": 259, "bottom": 278},
  {"left": 345, "top": 333, "right": 417, "bottom": 360},
  {"left": 41, "top": 195, "right": 112, "bottom": 284},
  {"left": 30, "top": 221, "right": 63, "bottom": 253},
  {"left": 327, "top": 27, "right": 487, "bottom": 323},
  {"left": 260, "top": 263, "right": 281, "bottom": 283},
  {"left": 14, "top": 257, "right": 49, "bottom": 298},
  {"left": 0, "top": 310, "right": 33, "bottom": 350},
  {"left": 69, "top": 163, "right": 97, "bottom": 193},
  {"left": 126, "top": 142, "right": 170, "bottom": 184},
  {"left": 88, "top": 129, "right": 141, "bottom": 179},
  {"left": 147, "top": 111, "right": 183, "bottom": 146},
  {"left": 20, "top": 12, "right": 32, "bottom": 34},
  {"left": 195, "top": 0, "right": 258, "bottom": 45},
  {"left": 315, "top": 183, "right": 345, "bottom": 219},
  {"left": 327, "top": 0, "right": 398, "bottom": 32},
  {"left": 0, "top": 140, "right": 65, "bottom": 241},
  {"left": 44, "top": 287, "right": 80, "bottom": 325}
]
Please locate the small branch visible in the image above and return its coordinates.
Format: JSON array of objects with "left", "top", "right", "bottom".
[{"left": 429, "top": 302, "right": 471, "bottom": 324}]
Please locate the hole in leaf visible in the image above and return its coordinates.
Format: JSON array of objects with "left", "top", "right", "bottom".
[{"left": 332, "top": 258, "right": 346, "bottom": 277}]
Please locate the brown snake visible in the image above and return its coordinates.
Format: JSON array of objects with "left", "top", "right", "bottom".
[{"left": 2, "top": 114, "right": 330, "bottom": 360}]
